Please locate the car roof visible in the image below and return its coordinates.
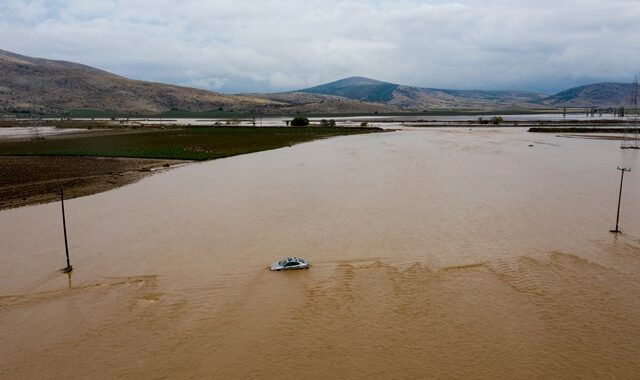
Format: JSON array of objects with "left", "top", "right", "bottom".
[{"left": 283, "top": 257, "right": 306, "bottom": 263}]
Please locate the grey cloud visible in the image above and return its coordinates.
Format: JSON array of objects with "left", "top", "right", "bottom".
[{"left": 1, "top": 0, "right": 639, "bottom": 93}]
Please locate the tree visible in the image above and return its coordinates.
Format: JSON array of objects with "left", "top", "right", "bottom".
[
  {"left": 320, "top": 119, "right": 336, "bottom": 127},
  {"left": 291, "top": 116, "right": 310, "bottom": 126}
]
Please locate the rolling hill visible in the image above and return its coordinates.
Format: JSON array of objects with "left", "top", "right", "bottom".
[
  {"left": 298, "top": 76, "right": 637, "bottom": 110},
  {"left": 0, "top": 49, "right": 284, "bottom": 115},
  {"left": 1, "top": 49, "right": 636, "bottom": 115},
  {"left": 247, "top": 91, "right": 397, "bottom": 114},
  {"left": 297, "top": 77, "right": 548, "bottom": 110},
  {"left": 0, "top": 49, "right": 395, "bottom": 115},
  {"left": 536, "top": 83, "right": 633, "bottom": 107},
  {"left": 301, "top": 77, "right": 399, "bottom": 103}
]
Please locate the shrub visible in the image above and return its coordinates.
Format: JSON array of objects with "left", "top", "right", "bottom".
[
  {"left": 490, "top": 116, "right": 504, "bottom": 124},
  {"left": 291, "top": 116, "right": 310, "bottom": 126},
  {"left": 320, "top": 119, "right": 336, "bottom": 127}
]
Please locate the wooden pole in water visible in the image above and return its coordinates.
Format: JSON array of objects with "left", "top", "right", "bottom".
[
  {"left": 610, "top": 167, "right": 631, "bottom": 234},
  {"left": 60, "top": 188, "right": 73, "bottom": 273}
]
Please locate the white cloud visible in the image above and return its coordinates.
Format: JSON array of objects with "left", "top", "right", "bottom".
[{"left": 1, "top": 0, "right": 639, "bottom": 93}]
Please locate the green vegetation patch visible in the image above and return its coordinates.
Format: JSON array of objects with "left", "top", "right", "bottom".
[{"left": 0, "top": 127, "right": 383, "bottom": 161}]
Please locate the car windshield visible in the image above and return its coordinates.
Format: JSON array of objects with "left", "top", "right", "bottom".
[{"left": 277, "top": 258, "right": 305, "bottom": 266}]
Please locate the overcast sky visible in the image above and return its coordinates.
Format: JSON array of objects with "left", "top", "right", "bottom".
[{"left": 1, "top": 0, "right": 639, "bottom": 94}]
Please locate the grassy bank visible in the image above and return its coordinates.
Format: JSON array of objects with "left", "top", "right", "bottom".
[{"left": 0, "top": 126, "right": 384, "bottom": 160}]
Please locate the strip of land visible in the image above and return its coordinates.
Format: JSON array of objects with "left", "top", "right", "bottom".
[
  {"left": 528, "top": 127, "right": 640, "bottom": 133},
  {"left": 0, "top": 156, "right": 185, "bottom": 210},
  {"left": 0, "top": 125, "right": 384, "bottom": 210}
]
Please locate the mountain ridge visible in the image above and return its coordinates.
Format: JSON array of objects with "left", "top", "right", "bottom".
[
  {"left": 0, "top": 49, "right": 635, "bottom": 115},
  {"left": 0, "top": 49, "right": 283, "bottom": 115},
  {"left": 297, "top": 76, "right": 552, "bottom": 110},
  {"left": 301, "top": 77, "right": 399, "bottom": 103},
  {"left": 0, "top": 49, "right": 395, "bottom": 115},
  {"left": 536, "top": 82, "right": 633, "bottom": 107}
]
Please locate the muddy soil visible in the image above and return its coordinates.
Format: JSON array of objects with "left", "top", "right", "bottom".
[{"left": 0, "top": 156, "right": 187, "bottom": 210}]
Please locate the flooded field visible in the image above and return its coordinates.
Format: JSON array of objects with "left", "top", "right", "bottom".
[
  {"left": 43, "top": 112, "right": 635, "bottom": 127},
  {"left": 1, "top": 128, "right": 639, "bottom": 378},
  {"left": 0, "top": 126, "right": 90, "bottom": 140}
]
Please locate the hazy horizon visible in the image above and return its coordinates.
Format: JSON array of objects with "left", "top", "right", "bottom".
[{"left": 2, "top": 0, "right": 639, "bottom": 94}]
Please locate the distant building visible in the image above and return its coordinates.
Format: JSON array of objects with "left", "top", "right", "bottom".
[{"left": 1, "top": 114, "right": 17, "bottom": 121}]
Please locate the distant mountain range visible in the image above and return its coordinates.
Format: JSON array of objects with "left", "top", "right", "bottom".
[
  {"left": 0, "top": 49, "right": 392, "bottom": 115},
  {"left": 298, "top": 76, "right": 548, "bottom": 109},
  {"left": 296, "top": 76, "right": 635, "bottom": 109},
  {"left": 536, "top": 82, "right": 633, "bottom": 108},
  {"left": 0, "top": 49, "right": 278, "bottom": 115},
  {"left": 0, "top": 49, "right": 635, "bottom": 115}
]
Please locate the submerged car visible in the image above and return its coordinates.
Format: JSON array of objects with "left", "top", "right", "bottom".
[{"left": 270, "top": 257, "right": 310, "bottom": 271}]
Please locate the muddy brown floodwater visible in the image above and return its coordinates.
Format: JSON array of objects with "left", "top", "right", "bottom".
[{"left": 1, "top": 128, "right": 639, "bottom": 379}]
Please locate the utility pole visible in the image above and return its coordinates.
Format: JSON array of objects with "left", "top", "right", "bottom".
[
  {"left": 622, "top": 76, "right": 639, "bottom": 149},
  {"left": 59, "top": 189, "right": 73, "bottom": 273},
  {"left": 610, "top": 167, "right": 631, "bottom": 234}
]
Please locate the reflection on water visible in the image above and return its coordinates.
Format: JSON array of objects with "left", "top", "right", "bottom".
[{"left": 1, "top": 128, "right": 639, "bottom": 378}]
